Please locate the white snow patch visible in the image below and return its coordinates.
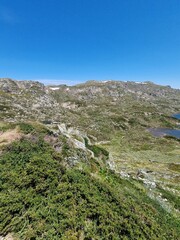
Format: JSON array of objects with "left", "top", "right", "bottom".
[{"left": 50, "top": 87, "right": 60, "bottom": 90}]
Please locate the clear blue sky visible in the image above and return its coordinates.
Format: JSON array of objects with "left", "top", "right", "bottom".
[{"left": 0, "top": 0, "right": 180, "bottom": 88}]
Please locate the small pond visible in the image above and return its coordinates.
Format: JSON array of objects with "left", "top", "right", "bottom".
[
  {"left": 148, "top": 113, "right": 180, "bottom": 139},
  {"left": 148, "top": 128, "right": 180, "bottom": 139},
  {"left": 172, "top": 113, "right": 180, "bottom": 120}
]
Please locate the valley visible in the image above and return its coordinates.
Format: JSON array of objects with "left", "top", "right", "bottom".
[{"left": 0, "top": 78, "right": 180, "bottom": 239}]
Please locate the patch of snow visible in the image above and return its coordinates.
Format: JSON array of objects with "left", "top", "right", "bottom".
[{"left": 50, "top": 87, "right": 60, "bottom": 90}]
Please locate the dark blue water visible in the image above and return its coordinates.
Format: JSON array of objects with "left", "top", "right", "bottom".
[
  {"left": 149, "top": 128, "right": 180, "bottom": 139},
  {"left": 172, "top": 113, "right": 180, "bottom": 120},
  {"left": 148, "top": 113, "right": 180, "bottom": 139}
]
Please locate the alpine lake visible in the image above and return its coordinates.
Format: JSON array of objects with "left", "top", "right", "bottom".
[{"left": 149, "top": 113, "right": 180, "bottom": 139}]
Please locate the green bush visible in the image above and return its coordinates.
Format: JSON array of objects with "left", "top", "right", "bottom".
[
  {"left": 18, "top": 122, "right": 35, "bottom": 134},
  {"left": 0, "top": 132, "right": 179, "bottom": 239}
]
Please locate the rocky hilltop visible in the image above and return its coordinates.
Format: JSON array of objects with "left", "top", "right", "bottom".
[{"left": 0, "top": 78, "right": 180, "bottom": 123}]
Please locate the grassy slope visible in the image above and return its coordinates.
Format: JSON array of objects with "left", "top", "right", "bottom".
[
  {"left": 0, "top": 81, "right": 180, "bottom": 239},
  {"left": 0, "top": 123, "right": 179, "bottom": 239}
]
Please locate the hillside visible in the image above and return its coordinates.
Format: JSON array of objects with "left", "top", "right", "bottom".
[
  {"left": 1, "top": 79, "right": 180, "bottom": 123},
  {"left": 0, "top": 78, "right": 180, "bottom": 239}
]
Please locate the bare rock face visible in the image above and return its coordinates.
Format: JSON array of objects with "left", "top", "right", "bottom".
[
  {"left": 57, "top": 123, "right": 94, "bottom": 158},
  {"left": 17, "top": 80, "right": 45, "bottom": 91},
  {"left": 0, "top": 234, "right": 14, "bottom": 240},
  {"left": 0, "top": 78, "right": 60, "bottom": 122},
  {"left": 0, "top": 78, "right": 19, "bottom": 93},
  {"left": 58, "top": 123, "right": 67, "bottom": 135},
  {"left": 0, "top": 78, "right": 45, "bottom": 93}
]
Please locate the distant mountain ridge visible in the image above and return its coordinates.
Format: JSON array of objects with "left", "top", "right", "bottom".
[{"left": 0, "top": 77, "right": 180, "bottom": 123}]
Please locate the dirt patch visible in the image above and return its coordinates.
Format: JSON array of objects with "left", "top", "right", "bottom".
[
  {"left": 0, "top": 128, "right": 22, "bottom": 146},
  {"left": 44, "top": 135, "right": 58, "bottom": 145}
]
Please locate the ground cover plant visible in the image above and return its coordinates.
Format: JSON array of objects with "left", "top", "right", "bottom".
[{"left": 0, "top": 123, "right": 179, "bottom": 239}]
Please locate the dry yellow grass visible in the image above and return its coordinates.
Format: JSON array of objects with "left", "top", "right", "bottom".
[{"left": 0, "top": 127, "right": 22, "bottom": 146}]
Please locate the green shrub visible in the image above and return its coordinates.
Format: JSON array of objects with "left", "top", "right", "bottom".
[
  {"left": 0, "top": 130, "right": 179, "bottom": 239},
  {"left": 18, "top": 122, "right": 35, "bottom": 134}
]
